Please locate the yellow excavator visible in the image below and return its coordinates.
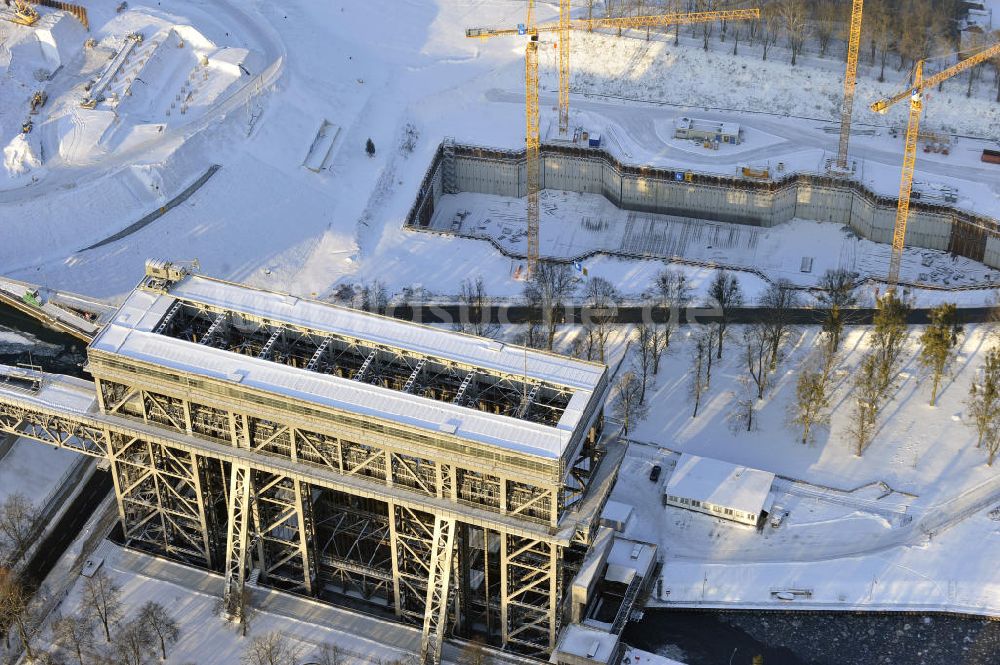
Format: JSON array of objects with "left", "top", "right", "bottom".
[{"left": 4, "top": 0, "right": 40, "bottom": 26}]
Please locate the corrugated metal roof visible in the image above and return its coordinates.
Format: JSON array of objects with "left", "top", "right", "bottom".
[
  {"left": 165, "top": 275, "right": 605, "bottom": 390},
  {"left": 89, "top": 276, "right": 608, "bottom": 459}
]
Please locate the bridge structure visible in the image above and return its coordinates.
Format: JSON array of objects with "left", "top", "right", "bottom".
[{"left": 0, "top": 262, "right": 621, "bottom": 664}]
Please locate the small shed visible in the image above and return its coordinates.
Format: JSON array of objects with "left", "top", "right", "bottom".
[
  {"left": 663, "top": 454, "right": 775, "bottom": 526},
  {"left": 551, "top": 624, "right": 622, "bottom": 665},
  {"left": 600, "top": 500, "right": 634, "bottom": 532}
]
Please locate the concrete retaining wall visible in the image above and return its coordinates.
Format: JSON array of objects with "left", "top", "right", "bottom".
[{"left": 406, "top": 143, "right": 1000, "bottom": 270}]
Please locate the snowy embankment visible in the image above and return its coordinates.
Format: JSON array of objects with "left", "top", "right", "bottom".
[
  {"left": 0, "top": 438, "right": 78, "bottom": 507},
  {"left": 559, "top": 30, "right": 1000, "bottom": 140},
  {"left": 597, "top": 322, "right": 1000, "bottom": 617}
]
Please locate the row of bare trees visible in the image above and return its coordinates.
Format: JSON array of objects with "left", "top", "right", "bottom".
[
  {"left": 594, "top": 0, "right": 1000, "bottom": 99},
  {"left": 1, "top": 568, "right": 180, "bottom": 665}
]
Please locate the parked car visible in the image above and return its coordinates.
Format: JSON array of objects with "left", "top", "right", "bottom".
[{"left": 649, "top": 465, "right": 662, "bottom": 482}]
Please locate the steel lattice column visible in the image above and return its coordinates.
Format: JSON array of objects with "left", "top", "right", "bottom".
[
  {"left": 501, "top": 534, "right": 559, "bottom": 655},
  {"left": 223, "top": 464, "right": 253, "bottom": 620},
  {"left": 107, "top": 432, "right": 214, "bottom": 567},
  {"left": 420, "top": 516, "right": 456, "bottom": 665}
]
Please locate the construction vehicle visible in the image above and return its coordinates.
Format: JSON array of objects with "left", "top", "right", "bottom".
[
  {"left": 467, "top": 5, "right": 760, "bottom": 276},
  {"left": 29, "top": 91, "right": 47, "bottom": 114},
  {"left": 870, "top": 39, "right": 1000, "bottom": 287},
  {"left": 3, "top": 0, "right": 39, "bottom": 26},
  {"left": 836, "top": 0, "right": 864, "bottom": 171},
  {"left": 741, "top": 166, "right": 770, "bottom": 180},
  {"left": 21, "top": 119, "right": 32, "bottom": 134},
  {"left": 22, "top": 289, "right": 42, "bottom": 308}
]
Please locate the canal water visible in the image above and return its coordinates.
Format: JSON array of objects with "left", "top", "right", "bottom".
[
  {"left": 2, "top": 304, "right": 999, "bottom": 665},
  {"left": 625, "top": 609, "right": 1000, "bottom": 665},
  {"left": 0, "top": 304, "right": 88, "bottom": 377}
]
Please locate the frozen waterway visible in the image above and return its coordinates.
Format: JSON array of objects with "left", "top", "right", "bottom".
[{"left": 624, "top": 609, "right": 1000, "bottom": 665}]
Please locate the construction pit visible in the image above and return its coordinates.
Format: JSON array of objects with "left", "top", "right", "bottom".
[
  {"left": 405, "top": 142, "right": 1000, "bottom": 289},
  {"left": 1, "top": 2, "right": 259, "bottom": 182}
]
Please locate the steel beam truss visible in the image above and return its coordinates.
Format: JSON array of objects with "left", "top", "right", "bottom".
[
  {"left": 0, "top": 378, "right": 579, "bottom": 656},
  {"left": 154, "top": 299, "right": 573, "bottom": 426}
]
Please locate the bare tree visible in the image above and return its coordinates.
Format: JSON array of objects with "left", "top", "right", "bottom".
[
  {"left": 743, "top": 324, "right": 772, "bottom": 400},
  {"left": 866, "top": 0, "right": 895, "bottom": 81},
  {"left": 778, "top": 0, "right": 809, "bottom": 65},
  {"left": 813, "top": 0, "right": 841, "bottom": 57},
  {"left": 523, "top": 262, "right": 577, "bottom": 351},
  {"left": 689, "top": 333, "right": 708, "bottom": 418},
  {"left": 984, "top": 417, "right": 1000, "bottom": 467},
  {"left": 80, "top": 570, "right": 122, "bottom": 643},
  {"left": 456, "top": 276, "right": 498, "bottom": 338},
  {"left": 612, "top": 370, "right": 649, "bottom": 436},
  {"left": 359, "top": 280, "right": 389, "bottom": 314},
  {"left": 759, "top": 4, "right": 782, "bottom": 61},
  {"left": 728, "top": 375, "right": 757, "bottom": 433},
  {"left": 458, "top": 636, "right": 493, "bottom": 665},
  {"left": 759, "top": 279, "right": 800, "bottom": 370},
  {"left": 652, "top": 268, "right": 690, "bottom": 372},
  {"left": 967, "top": 346, "right": 1000, "bottom": 452},
  {"left": 242, "top": 631, "right": 297, "bottom": 665},
  {"left": 218, "top": 584, "right": 256, "bottom": 637},
  {"left": 112, "top": 618, "right": 155, "bottom": 665},
  {"left": 992, "top": 31, "right": 1000, "bottom": 102},
  {"left": 697, "top": 0, "right": 715, "bottom": 50},
  {"left": 789, "top": 350, "right": 833, "bottom": 445},
  {"left": 139, "top": 601, "right": 179, "bottom": 660},
  {"left": 918, "top": 303, "right": 962, "bottom": 406},
  {"left": 816, "top": 268, "right": 858, "bottom": 352},
  {"left": 0, "top": 493, "right": 38, "bottom": 562},
  {"left": 581, "top": 276, "right": 619, "bottom": 363},
  {"left": 706, "top": 270, "right": 743, "bottom": 359},
  {"left": 0, "top": 571, "right": 43, "bottom": 662},
  {"left": 870, "top": 292, "right": 910, "bottom": 395},
  {"left": 848, "top": 353, "right": 881, "bottom": 456},
  {"left": 315, "top": 642, "right": 347, "bottom": 665},
  {"left": 52, "top": 613, "right": 96, "bottom": 665},
  {"left": 634, "top": 323, "right": 656, "bottom": 402}
]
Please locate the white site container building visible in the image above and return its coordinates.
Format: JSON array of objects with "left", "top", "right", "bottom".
[
  {"left": 673, "top": 116, "right": 742, "bottom": 144},
  {"left": 662, "top": 454, "right": 775, "bottom": 526}
]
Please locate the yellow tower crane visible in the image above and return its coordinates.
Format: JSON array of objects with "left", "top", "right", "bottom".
[
  {"left": 4, "top": 1, "right": 40, "bottom": 26},
  {"left": 467, "top": 6, "right": 760, "bottom": 276},
  {"left": 836, "top": 0, "right": 864, "bottom": 171},
  {"left": 871, "top": 40, "right": 1000, "bottom": 288}
]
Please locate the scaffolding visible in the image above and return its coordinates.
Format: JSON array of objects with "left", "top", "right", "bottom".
[{"left": 0, "top": 264, "right": 618, "bottom": 664}]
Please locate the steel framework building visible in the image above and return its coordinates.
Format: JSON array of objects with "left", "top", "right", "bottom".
[{"left": 0, "top": 262, "right": 622, "bottom": 664}]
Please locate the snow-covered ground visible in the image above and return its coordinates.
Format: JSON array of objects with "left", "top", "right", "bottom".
[
  {"left": 429, "top": 192, "right": 1000, "bottom": 291},
  {"left": 0, "top": 0, "right": 998, "bottom": 638},
  {"left": 600, "top": 323, "right": 1000, "bottom": 616},
  {"left": 41, "top": 541, "right": 419, "bottom": 665},
  {"left": 0, "top": 0, "right": 997, "bottom": 306}
]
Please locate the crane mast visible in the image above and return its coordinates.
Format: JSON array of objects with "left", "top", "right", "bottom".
[
  {"left": 558, "top": 0, "right": 570, "bottom": 135},
  {"left": 526, "top": 35, "right": 541, "bottom": 276},
  {"left": 836, "top": 0, "right": 864, "bottom": 171},
  {"left": 468, "top": 7, "right": 760, "bottom": 278},
  {"left": 871, "top": 40, "right": 1000, "bottom": 288}
]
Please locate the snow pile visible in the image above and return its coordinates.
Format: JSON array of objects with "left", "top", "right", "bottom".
[
  {"left": 3, "top": 133, "right": 41, "bottom": 177},
  {"left": 0, "top": 10, "right": 84, "bottom": 78}
]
